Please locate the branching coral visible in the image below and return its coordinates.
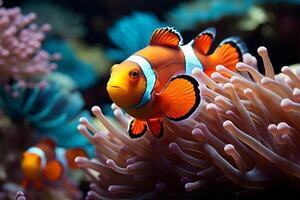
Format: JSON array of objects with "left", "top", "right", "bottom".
[
  {"left": 76, "top": 47, "right": 300, "bottom": 199},
  {"left": 0, "top": 1, "right": 59, "bottom": 88}
]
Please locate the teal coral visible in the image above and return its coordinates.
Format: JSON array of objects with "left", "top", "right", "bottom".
[
  {"left": 167, "top": 0, "right": 253, "bottom": 30},
  {"left": 166, "top": 0, "right": 300, "bottom": 30},
  {"left": 43, "top": 38, "right": 97, "bottom": 89},
  {"left": 107, "top": 12, "right": 166, "bottom": 60},
  {"left": 0, "top": 78, "right": 94, "bottom": 157}
]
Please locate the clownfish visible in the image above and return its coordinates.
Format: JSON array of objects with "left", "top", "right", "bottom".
[
  {"left": 21, "top": 138, "right": 87, "bottom": 189},
  {"left": 107, "top": 27, "right": 247, "bottom": 139}
]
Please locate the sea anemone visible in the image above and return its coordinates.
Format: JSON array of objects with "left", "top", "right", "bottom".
[
  {"left": 76, "top": 47, "right": 300, "bottom": 199},
  {"left": 0, "top": 1, "right": 59, "bottom": 89}
]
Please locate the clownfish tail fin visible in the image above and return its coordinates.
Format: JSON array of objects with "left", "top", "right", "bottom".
[
  {"left": 128, "top": 119, "right": 147, "bottom": 139},
  {"left": 204, "top": 36, "right": 248, "bottom": 76},
  {"left": 209, "top": 36, "right": 247, "bottom": 75},
  {"left": 193, "top": 27, "right": 216, "bottom": 55},
  {"left": 158, "top": 74, "right": 200, "bottom": 121},
  {"left": 65, "top": 148, "right": 87, "bottom": 169}
]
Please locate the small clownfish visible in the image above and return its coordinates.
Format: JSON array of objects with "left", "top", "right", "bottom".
[
  {"left": 107, "top": 27, "right": 247, "bottom": 139},
  {"left": 21, "top": 138, "right": 87, "bottom": 189}
]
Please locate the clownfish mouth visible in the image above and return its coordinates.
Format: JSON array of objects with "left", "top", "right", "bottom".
[{"left": 107, "top": 84, "right": 123, "bottom": 90}]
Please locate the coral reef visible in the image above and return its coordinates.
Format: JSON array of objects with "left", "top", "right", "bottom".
[
  {"left": 0, "top": 76, "right": 94, "bottom": 156},
  {"left": 22, "top": 0, "right": 86, "bottom": 39},
  {"left": 77, "top": 47, "right": 300, "bottom": 199},
  {"left": 69, "top": 40, "right": 111, "bottom": 78},
  {"left": 106, "top": 12, "right": 165, "bottom": 61},
  {"left": 166, "top": 0, "right": 300, "bottom": 30},
  {"left": 43, "top": 38, "right": 98, "bottom": 89},
  {"left": 166, "top": 0, "right": 253, "bottom": 30},
  {"left": 0, "top": 1, "right": 59, "bottom": 89},
  {"left": 0, "top": 2, "right": 94, "bottom": 199}
]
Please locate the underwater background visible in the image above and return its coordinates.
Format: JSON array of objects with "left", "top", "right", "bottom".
[{"left": 0, "top": 0, "right": 300, "bottom": 199}]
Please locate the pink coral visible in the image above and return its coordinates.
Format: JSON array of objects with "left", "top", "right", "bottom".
[
  {"left": 0, "top": 1, "right": 59, "bottom": 90},
  {"left": 77, "top": 47, "right": 300, "bottom": 199}
]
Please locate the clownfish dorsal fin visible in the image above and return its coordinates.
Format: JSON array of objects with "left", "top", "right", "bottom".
[
  {"left": 150, "top": 27, "right": 183, "bottom": 48},
  {"left": 65, "top": 148, "right": 87, "bottom": 169},
  {"left": 193, "top": 27, "right": 216, "bottom": 55},
  {"left": 40, "top": 138, "right": 56, "bottom": 149}
]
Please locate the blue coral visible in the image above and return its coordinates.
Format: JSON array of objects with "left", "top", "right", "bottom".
[
  {"left": 167, "top": 0, "right": 300, "bottom": 30},
  {"left": 167, "top": 0, "right": 254, "bottom": 30},
  {"left": 0, "top": 78, "right": 94, "bottom": 157},
  {"left": 106, "top": 12, "right": 166, "bottom": 61},
  {"left": 43, "top": 38, "right": 97, "bottom": 90}
]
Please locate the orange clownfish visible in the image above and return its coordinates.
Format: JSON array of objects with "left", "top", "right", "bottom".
[
  {"left": 21, "top": 138, "right": 87, "bottom": 189},
  {"left": 107, "top": 27, "right": 247, "bottom": 139}
]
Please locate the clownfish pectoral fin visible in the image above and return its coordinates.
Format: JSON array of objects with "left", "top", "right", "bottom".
[
  {"left": 128, "top": 119, "right": 147, "bottom": 138},
  {"left": 158, "top": 75, "right": 200, "bottom": 121},
  {"left": 65, "top": 148, "right": 87, "bottom": 169},
  {"left": 44, "top": 160, "right": 63, "bottom": 181},
  {"left": 207, "top": 36, "right": 248, "bottom": 76},
  {"left": 193, "top": 27, "right": 216, "bottom": 55},
  {"left": 150, "top": 27, "right": 183, "bottom": 48},
  {"left": 147, "top": 118, "right": 163, "bottom": 138}
]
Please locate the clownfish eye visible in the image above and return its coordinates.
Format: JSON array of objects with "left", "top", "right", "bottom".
[{"left": 129, "top": 69, "right": 140, "bottom": 80}]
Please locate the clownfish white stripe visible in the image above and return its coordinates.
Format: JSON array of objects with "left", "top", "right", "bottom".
[
  {"left": 55, "top": 147, "right": 68, "bottom": 171},
  {"left": 126, "top": 55, "right": 156, "bottom": 108},
  {"left": 27, "top": 147, "right": 47, "bottom": 168},
  {"left": 179, "top": 41, "right": 204, "bottom": 75}
]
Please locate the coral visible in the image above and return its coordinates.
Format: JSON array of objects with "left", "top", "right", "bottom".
[
  {"left": 0, "top": 76, "right": 94, "bottom": 157},
  {"left": 76, "top": 47, "right": 300, "bottom": 199},
  {"left": 0, "top": 1, "right": 59, "bottom": 88},
  {"left": 166, "top": 0, "right": 253, "bottom": 30},
  {"left": 0, "top": 75, "right": 93, "bottom": 198},
  {"left": 0, "top": 2, "right": 96, "bottom": 198},
  {"left": 69, "top": 40, "right": 111, "bottom": 78},
  {"left": 106, "top": 12, "right": 166, "bottom": 61},
  {"left": 43, "top": 38, "right": 98, "bottom": 89},
  {"left": 22, "top": 0, "right": 85, "bottom": 39},
  {"left": 166, "top": 0, "right": 300, "bottom": 30}
]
